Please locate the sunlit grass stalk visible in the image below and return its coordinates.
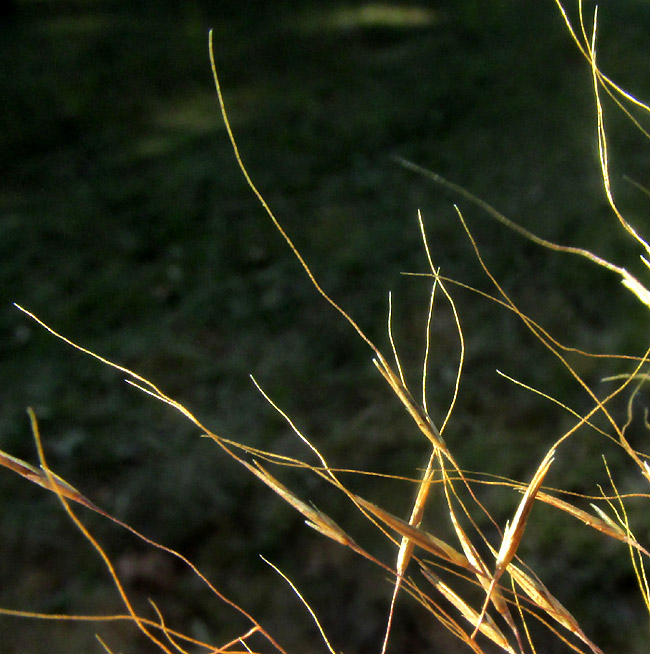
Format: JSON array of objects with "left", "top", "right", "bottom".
[{"left": 4, "top": 2, "right": 650, "bottom": 652}]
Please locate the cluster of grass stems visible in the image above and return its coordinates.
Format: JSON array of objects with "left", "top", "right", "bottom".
[{"left": 4, "top": 2, "right": 650, "bottom": 652}]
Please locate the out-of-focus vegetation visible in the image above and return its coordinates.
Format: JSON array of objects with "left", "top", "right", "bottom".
[{"left": 2, "top": 1, "right": 650, "bottom": 652}]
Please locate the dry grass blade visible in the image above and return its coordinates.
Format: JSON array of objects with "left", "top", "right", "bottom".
[
  {"left": 208, "top": 28, "right": 388, "bottom": 363},
  {"left": 442, "top": 465, "right": 522, "bottom": 652},
  {"left": 473, "top": 448, "right": 555, "bottom": 638},
  {"left": 95, "top": 635, "right": 115, "bottom": 654},
  {"left": 584, "top": 7, "right": 650, "bottom": 262},
  {"left": 210, "top": 22, "right": 454, "bottom": 477},
  {"left": 382, "top": 212, "right": 464, "bottom": 654},
  {"left": 353, "top": 494, "right": 480, "bottom": 576},
  {"left": 397, "top": 130, "right": 650, "bottom": 310},
  {"left": 261, "top": 556, "right": 337, "bottom": 654},
  {"left": 394, "top": 158, "right": 626, "bottom": 279},
  {"left": 387, "top": 290, "right": 407, "bottom": 387},
  {"left": 26, "top": 410, "right": 176, "bottom": 654},
  {"left": 372, "top": 357, "right": 447, "bottom": 452},
  {"left": 600, "top": 460, "right": 650, "bottom": 617},
  {"left": 13, "top": 304, "right": 172, "bottom": 401},
  {"left": 535, "top": 491, "right": 650, "bottom": 558},
  {"left": 552, "top": 0, "right": 650, "bottom": 115},
  {"left": 421, "top": 567, "right": 516, "bottom": 654},
  {"left": 6, "top": 410, "right": 287, "bottom": 654},
  {"left": 414, "top": 209, "right": 466, "bottom": 435},
  {"left": 381, "top": 454, "right": 437, "bottom": 654},
  {"left": 13, "top": 304, "right": 221, "bottom": 446},
  {"left": 9, "top": 309, "right": 348, "bottom": 650},
  {"left": 495, "top": 370, "right": 613, "bottom": 442},
  {"left": 148, "top": 600, "right": 190, "bottom": 654},
  {"left": 0, "top": 447, "right": 103, "bottom": 514},
  {"left": 8, "top": 12, "right": 650, "bottom": 652},
  {"left": 446, "top": 203, "right": 650, "bottom": 475},
  {"left": 507, "top": 563, "right": 604, "bottom": 654},
  {"left": 405, "top": 581, "right": 490, "bottom": 653},
  {"left": 242, "top": 459, "right": 357, "bottom": 550},
  {"left": 250, "top": 375, "right": 333, "bottom": 474},
  {"left": 0, "top": 607, "right": 241, "bottom": 652},
  {"left": 600, "top": 371, "right": 650, "bottom": 486},
  {"left": 590, "top": 502, "right": 624, "bottom": 535}
]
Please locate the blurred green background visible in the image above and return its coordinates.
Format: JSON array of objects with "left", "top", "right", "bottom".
[{"left": 2, "top": 1, "right": 650, "bottom": 652}]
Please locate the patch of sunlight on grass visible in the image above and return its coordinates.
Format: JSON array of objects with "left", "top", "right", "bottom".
[
  {"left": 152, "top": 94, "right": 222, "bottom": 134},
  {"left": 131, "top": 94, "right": 225, "bottom": 159},
  {"left": 292, "top": 4, "right": 440, "bottom": 32}
]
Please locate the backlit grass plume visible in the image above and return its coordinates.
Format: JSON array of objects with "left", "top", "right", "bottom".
[{"left": 4, "top": 2, "right": 650, "bottom": 652}]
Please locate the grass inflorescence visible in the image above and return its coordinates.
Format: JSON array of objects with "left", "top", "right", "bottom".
[{"left": 4, "top": 1, "right": 650, "bottom": 652}]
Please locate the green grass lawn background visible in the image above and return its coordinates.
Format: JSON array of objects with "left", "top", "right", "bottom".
[{"left": 2, "top": 1, "right": 650, "bottom": 652}]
